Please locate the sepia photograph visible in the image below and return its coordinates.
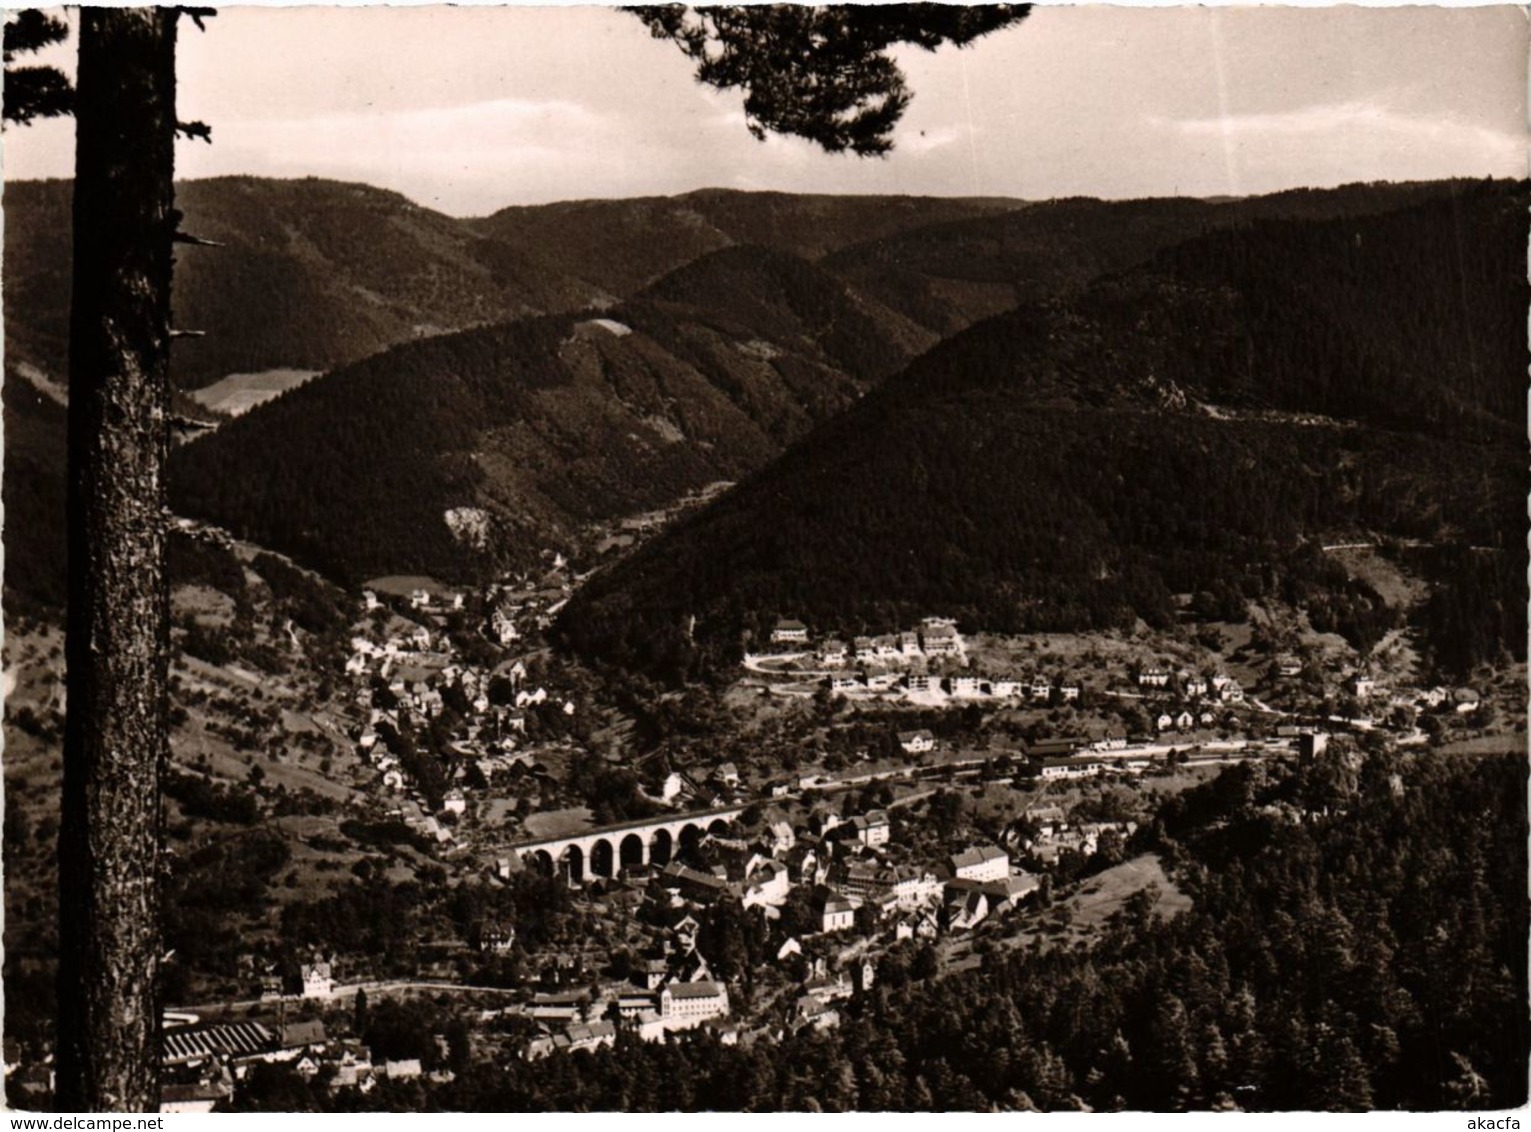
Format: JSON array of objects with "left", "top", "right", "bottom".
[{"left": 1, "top": 1, "right": 1527, "bottom": 1114}]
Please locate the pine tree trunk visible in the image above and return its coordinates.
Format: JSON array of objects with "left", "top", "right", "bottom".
[{"left": 56, "top": 8, "right": 178, "bottom": 1113}]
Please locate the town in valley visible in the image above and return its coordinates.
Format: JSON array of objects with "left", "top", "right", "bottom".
[{"left": 2, "top": 3, "right": 1526, "bottom": 1114}]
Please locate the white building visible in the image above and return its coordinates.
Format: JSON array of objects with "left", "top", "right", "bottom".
[
  {"left": 300, "top": 958, "right": 333, "bottom": 999},
  {"left": 950, "top": 844, "right": 1009, "bottom": 883},
  {"left": 898, "top": 729, "right": 935, "bottom": 754}
]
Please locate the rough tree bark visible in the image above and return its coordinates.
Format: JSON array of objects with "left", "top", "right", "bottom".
[{"left": 56, "top": 7, "right": 178, "bottom": 1113}]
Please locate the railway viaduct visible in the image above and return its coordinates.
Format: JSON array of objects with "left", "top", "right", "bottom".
[{"left": 506, "top": 804, "right": 749, "bottom": 883}]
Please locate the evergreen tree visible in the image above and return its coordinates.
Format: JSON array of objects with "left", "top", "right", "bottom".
[{"left": 2, "top": 9, "right": 73, "bottom": 125}]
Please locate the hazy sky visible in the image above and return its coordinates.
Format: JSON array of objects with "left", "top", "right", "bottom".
[{"left": 2, "top": 4, "right": 1526, "bottom": 216}]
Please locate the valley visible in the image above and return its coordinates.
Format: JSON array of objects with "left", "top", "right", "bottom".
[{"left": 3, "top": 176, "right": 1526, "bottom": 1113}]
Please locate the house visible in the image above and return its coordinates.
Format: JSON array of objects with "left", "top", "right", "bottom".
[
  {"left": 1419, "top": 686, "right": 1450, "bottom": 708},
  {"left": 659, "top": 771, "right": 692, "bottom": 802},
  {"left": 1183, "top": 675, "right": 1209, "bottom": 698},
  {"left": 383, "top": 1059, "right": 423, "bottom": 1081},
  {"left": 1174, "top": 710, "right": 1195, "bottom": 730},
  {"left": 634, "top": 957, "right": 670, "bottom": 991},
  {"left": 362, "top": 589, "right": 382, "bottom": 611},
  {"left": 1275, "top": 655, "right": 1303, "bottom": 677},
  {"left": 1028, "top": 676, "right": 1054, "bottom": 700},
  {"left": 1039, "top": 757, "right": 1102, "bottom": 780},
  {"left": 950, "top": 844, "right": 1009, "bottom": 883},
  {"left": 742, "top": 860, "right": 791, "bottom": 909},
  {"left": 1091, "top": 730, "right": 1128, "bottom": 752},
  {"left": 670, "top": 913, "right": 702, "bottom": 952},
  {"left": 442, "top": 789, "right": 467, "bottom": 816},
  {"left": 299, "top": 957, "right": 333, "bottom": 999},
  {"left": 948, "top": 674, "right": 984, "bottom": 698},
  {"left": 841, "top": 863, "right": 937, "bottom": 909},
  {"left": 1350, "top": 675, "right": 1376, "bottom": 699},
  {"left": 528, "top": 991, "right": 592, "bottom": 1022},
  {"left": 1138, "top": 668, "right": 1170, "bottom": 688},
  {"left": 1058, "top": 681, "right": 1081, "bottom": 702},
  {"left": 985, "top": 872, "right": 1041, "bottom": 908},
  {"left": 772, "top": 619, "right": 810, "bottom": 644},
  {"left": 564, "top": 1021, "right": 616, "bottom": 1056},
  {"left": 493, "top": 602, "right": 521, "bottom": 645},
  {"left": 853, "top": 637, "right": 877, "bottom": 662},
  {"left": 819, "top": 639, "right": 848, "bottom": 666},
  {"left": 898, "top": 729, "right": 935, "bottom": 755},
  {"left": 990, "top": 679, "right": 1021, "bottom": 698},
  {"left": 409, "top": 589, "right": 431, "bottom": 610},
  {"left": 842, "top": 810, "right": 890, "bottom": 847},
  {"left": 810, "top": 810, "right": 844, "bottom": 838},
  {"left": 947, "top": 889, "right": 989, "bottom": 931},
  {"left": 803, "top": 971, "right": 853, "bottom": 1003},
  {"left": 797, "top": 997, "right": 840, "bottom": 1031},
  {"left": 528, "top": 1020, "right": 618, "bottom": 1060},
  {"left": 904, "top": 673, "right": 933, "bottom": 693},
  {"left": 899, "top": 631, "right": 923, "bottom": 658},
  {"left": 766, "top": 819, "right": 796, "bottom": 853},
  {"left": 814, "top": 889, "right": 856, "bottom": 933},
  {"left": 837, "top": 861, "right": 885, "bottom": 904},
  {"left": 829, "top": 673, "right": 863, "bottom": 693},
  {"left": 712, "top": 762, "right": 740, "bottom": 787},
  {"left": 1453, "top": 688, "right": 1481, "bottom": 713},
  {"left": 475, "top": 922, "right": 515, "bottom": 954},
  {"left": 659, "top": 861, "right": 736, "bottom": 904},
  {"left": 656, "top": 981, "right": 730, "bottom": 1030},
  {"left": 409, "top": 624, "right": 432, "bottom": 650},
  {"left": 896, "top": 907, "right": 940, "bottom": 941},
  {"left": 920, "top": 621, "right": 961, "bottom": 656},
  {"left": 1155, "top": 713, "right": 1175, "bottom": 732},
  {"left": 786, "top": 846, "right": 824, "bottom": 886}
]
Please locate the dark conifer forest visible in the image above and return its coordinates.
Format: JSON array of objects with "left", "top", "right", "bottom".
[
  {"left": 558, "top": 181, "right": 1527, "bottom": 682},
  {"left": 231, "top": 751, "right": 1527, "bottom": 1112}
]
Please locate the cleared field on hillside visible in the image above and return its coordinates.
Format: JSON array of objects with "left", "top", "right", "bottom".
[
  {"left": 1007, "top": 852, "right": 1191, "bottom": 953},
  {"left": 189, "top": 368, "right": 320, "bottom": 417}
]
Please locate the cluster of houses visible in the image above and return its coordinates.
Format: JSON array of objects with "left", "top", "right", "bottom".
[
  {"left": 653, "top": 761, "right": 752, "bottom": 809},
  {"left": 767, "top": 617, "right": 967, "bottom": 667},
  {"left": 1010, "top": 809, "right": 1139, "bottom": 864},
  {"left": 829, "top": 669, "right": 1083, "bottom": 705},
  {"left": 506, "top": 791, "right": 1057, "bottom": 1059},
  {"left": 344, "top": 591, "right": 580, "bottom": 831},
  {"left": 791, "top": 837, "right": 1039, "bottom": 941},
  {"left": 523, "top": 915, "right": 733, "bottom": 1054},
  {"left": 482, "top": 558, "right": 573, "bottom": 644},
  {"left": 1135, "top": 666, "right": 1245, "bottom": 704},
  {"left": 157, "top": 1016, "right": 434, "bottom": 1112},
  {"left": 234, "top": 951, "right": 341, "bottom": 1002}
]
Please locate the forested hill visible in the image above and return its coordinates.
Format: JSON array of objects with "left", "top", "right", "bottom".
[
  {"left": 818, "top": 179, "right": 1483, "bottom": 338},
  {"left": 556, "top": 179, "right": 1528, "bottom": 682},
  {"left": 1, "top": 179, "right": 1021, "bottom": 393},
  {"left": 164, "top": 247, "right": 928, "bottom": 586},
  {"left": 469, "top": 187, "right": 1024, "bottom": 300},
  {"left": 2, "top": 178, "right": 601, "bottom": 390}
]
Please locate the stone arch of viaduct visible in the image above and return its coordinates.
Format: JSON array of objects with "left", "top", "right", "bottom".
[{"left": 510, "top": 805, "right": 747, "bottom": 883}]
